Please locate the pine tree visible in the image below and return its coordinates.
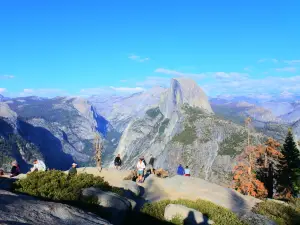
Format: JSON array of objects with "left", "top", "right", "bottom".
[{"left": 278, "top": 129, "right": 300, "bottom": 197}]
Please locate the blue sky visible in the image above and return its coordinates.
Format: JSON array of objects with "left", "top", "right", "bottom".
[{"left": 0, "top": 0, "right": 300, "bottom": 98}]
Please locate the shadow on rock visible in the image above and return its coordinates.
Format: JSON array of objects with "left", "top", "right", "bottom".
[
  {"left": 0, "top": 221, "right": 30, "bottom": 225},
  {"left": 17, "top": 119, "right": 74, "bottom": 170},
  {"left": 183, "top": 211, "right": 210, "bottom": 225}
]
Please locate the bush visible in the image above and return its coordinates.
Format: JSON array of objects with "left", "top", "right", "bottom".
[
  {"left": 253, "top": 199, "right": 300, "bottom": 225},
  {"left": 141, "top": 199, "right": 246, "bottom": 225},
  {"left": 13, "top": 170, "right": 123, "bottom": 201}
]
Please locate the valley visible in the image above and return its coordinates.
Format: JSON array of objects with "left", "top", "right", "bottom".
[{"left": 1, "top": 78, "right": 299, "bottom": 186}]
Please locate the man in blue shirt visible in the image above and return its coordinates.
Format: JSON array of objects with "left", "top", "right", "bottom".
[{"left": 177, "top": 164, "right": 185, "bottom": 175}]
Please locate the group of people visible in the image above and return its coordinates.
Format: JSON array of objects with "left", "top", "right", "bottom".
[
  {"left": 114, "top": 154, "right": 155, "bottom": 183},
  {"left": 0, "top": 158, "right": 79, "bottom": 178},
  {"left": 177, "top": 164, "right": 191, "bottom": 176},
  {"left": 0, "top": 159, "right": 47, "bottom": 178},
  {"left": 0, "top": 161, "right": 21, "bottom": 178}
]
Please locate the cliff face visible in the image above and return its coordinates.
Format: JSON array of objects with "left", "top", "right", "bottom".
[
  {"left": 113, "top": 79, "right": 264, "bottom": 185},
  {"left": 89, "top": 86, "right": 166, "bottom": 133},
  {"left": 0, "top": 96, "right": 120, "bottom": 170},
  {"left": 159, "top": 78, "right": 213, "bottom": 119}
]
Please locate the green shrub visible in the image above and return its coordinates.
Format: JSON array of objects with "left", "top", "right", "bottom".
[
  {"left": 146, "top": 107, "right": 161, "bottom": 118},
  {"left": 141, "top": 199, "right": 246, "bottom": 225},
  {"left": 13, "top": 170, "right": 123, "bottom": 201},
  {"left": 253, "top": 200, "right": 300, "bottom": 225},
  {"left": 172, "top": 125, "right": 197, "bottom": 145}
]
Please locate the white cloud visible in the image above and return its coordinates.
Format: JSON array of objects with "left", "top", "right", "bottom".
[
  {"left": 136, "top": 76, "right": 170, "bottom": 87},
  {"left": 0, "top": 88, "right": 6, "bottom": 93},
  {"left": 80, "top": 86, "right": 145, "bottom": 96},
  {"left": 155, "top": 68, "right": 205, "bottom": 79},
  {"left": 214, "top": 72, "right": 248, "bottom": 80},
  {"left": 23, "top": 89, "right": 34, "bottom": 93},
  {"left": 205, "top": 74, "right": 300, "bottom": 96},
  {"left": 109, "top": 86, "right": 145, "bottom": 92},
  {"left": 284, "top": 59, "right": 300, "bottom": 64},
  {"left": 275, "top": 67, "right": 296, "bottom": 72},
  {"left": 0, "top": 75, "right": 15, "bottom": 79},
  {"left": 19, "top": 88, "right": 68, "bottom": 97},
  {"left": 280, "top": 90, "right": 294, "bottom": 99},
  {"left": 129, "top": 54, "right": 150, "bottom": 62},
  {"left": 258, "top": 58, "right": 278, "bottom": 63}
]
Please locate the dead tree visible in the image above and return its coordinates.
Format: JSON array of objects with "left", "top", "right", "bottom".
[{"left": 94, "top": 133, "right": 103, "bottom": 172}]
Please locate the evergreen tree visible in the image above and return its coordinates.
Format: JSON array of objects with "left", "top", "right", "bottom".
[{"left": 278, "top": 129, "right": 300, "bottom": 197}]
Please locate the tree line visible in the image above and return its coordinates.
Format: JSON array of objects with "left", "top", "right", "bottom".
[{"left": 232, "top": 128, "right": 300, "bottom": 199}]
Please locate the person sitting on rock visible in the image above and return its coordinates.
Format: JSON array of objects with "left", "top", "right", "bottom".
[
  {"left": 68, "top": 163, "right": 77, "bottom": 177},
  {"left": 184, "top": 166, "right": 190, "bottom": 177},
  {"left": 136, "top": 158, "right": 146, "bottom": 183},
  {"left": 177, "top": 164, "right": 185, "bottom": 176},
  {"left": 0, "top": 168, "right": 4, "bottom": 176},
  {"left": 29, "top": 159, "right": 46, "bottom": 173},
  {"left": 114, "top": 154, "right": 122, "bottom": 170},
  {"left": 10, "top": 161, "right": 20, "bottom": 178}
]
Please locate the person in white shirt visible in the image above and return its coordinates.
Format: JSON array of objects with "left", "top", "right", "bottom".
[
  {"left": 136, "top": 158, "right": 146, "bottom": 183},
  {"left": 184, "top": 166, "right": 190, "bottom": 177},
  {"left": 29, "top": 159, "right": 46, "bottom": 173}
]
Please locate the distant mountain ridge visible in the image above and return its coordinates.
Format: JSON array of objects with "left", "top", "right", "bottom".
[
  {"left": 1, "top": 79, "right": 299, "bottom": 177},
  {"left": 0, "top": 96, "right": 120, "bottom": 170}
]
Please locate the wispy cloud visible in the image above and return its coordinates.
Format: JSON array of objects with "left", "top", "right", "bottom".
[
  {"left": 129, "top": 54, "right": 150, "bottom": 62},
  {"left": 275, "top": 67, "right": 296, "bottom": 72},
  {"left": 0, "top": 75, "right": 15, "bottom": 79},
  {"left": 136, "top": 76, "right": 170, "bottom": 87},
  {"left": 80, "top": 86, "right": 145, "bottom": 96},
  {"left": 258, "top": 58, "right": 278, "bottom": 63},
  {"left": 0, "top": 88, "right": 7, "bottom": 93},
  {"left": 284, "top": 59, "right": 300, "bottom": 64},
  {"left": 155, "top": 68, "right": 205, "bottom": 79},
  {"left": 109, "top": 86, "right": 145, "bottom": 92},
  {"left": 19, "top": 88, "right": 68, "bottom": 97},
  {"left": 205, "top": 75, "right": 300, "bottom": 96},
  {"left": 214, "top": 72, "right": 248, "bottom": 80}
]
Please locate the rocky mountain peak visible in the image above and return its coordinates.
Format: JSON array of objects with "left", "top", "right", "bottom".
[{"left": 159, "top": 78, "right": 214, "bottom": 118}]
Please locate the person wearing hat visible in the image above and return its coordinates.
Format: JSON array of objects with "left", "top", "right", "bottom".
[
  {"left": 68, "top": 163, "right": 78, "bottom": 177},
  {"left": 10, "top": 161, "right": 20, "bottom": 178}
]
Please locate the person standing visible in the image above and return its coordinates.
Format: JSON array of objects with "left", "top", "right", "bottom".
[
  {"left": 177, "top": 164, "right": 185, "bottom": 175},
  {"left": 148, "top": 154, "right": 155, "bottom": 174},
  {"left": 10, "top": 161, "right": 20, "bottom": 177},
  {"left": 184, "top": 166, "right": 191, "bottom": 177},
  {"left": 136, "top": 158, "right": 146, "bottom": 183},
  {"left": 114, "top": 154, "right": 122, "bottom": 170},
  {"left": 68, "top": 163, "right": 77, "bottom": 176}
]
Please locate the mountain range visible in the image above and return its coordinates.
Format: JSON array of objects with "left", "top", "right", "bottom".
[{"left": 1, "top": 78, "right": 299, "bottom": 185}]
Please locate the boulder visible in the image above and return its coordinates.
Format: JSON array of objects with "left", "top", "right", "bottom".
[
  {"left": 123, "top": 170, "right": 137, "bottom": 181},
  {"left": 0, "top": 190, "right": 111, "bottom": 225},
  {"left": 81, "top": 187, "right": 131, "bottom": 225},
  {"left": 155, "top": 168, "right": 169, "bottom": 178},
  {"left": 240, "top": 211, "right": 277, "bottom": 225},
  {"left": 164, "top": 204, "right": 214, "bottom": 224},
  {"left": 121, "top": 180, "right": 140, "bottom": 196}
]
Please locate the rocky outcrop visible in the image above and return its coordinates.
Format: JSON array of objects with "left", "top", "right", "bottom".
[
  {"left": 143, "top": 175, "right": 261, "bottom": 215},
  {"left": 164, "top": 204, "right": 214, "bottom": 224},
  {"left": 0, "top": 189, "right": 111, "bottom": 225},
  {"left": 82, "top": 187, "right": 131, "bottom": 225},
  {"left": 113, "top": 103, "right": 264, "bottom": 185}
]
